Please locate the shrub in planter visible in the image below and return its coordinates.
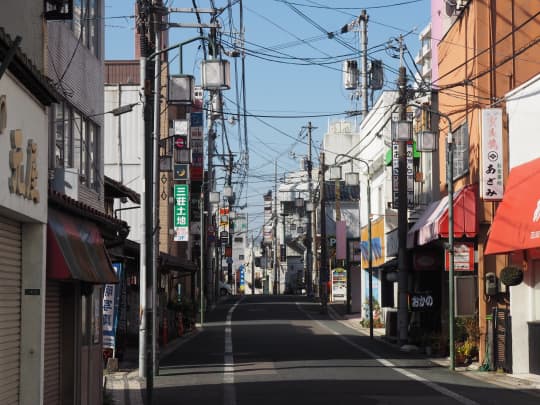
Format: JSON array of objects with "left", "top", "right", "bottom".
[{"left": 500, "top": 266, "right": 524, "bottom": 286}]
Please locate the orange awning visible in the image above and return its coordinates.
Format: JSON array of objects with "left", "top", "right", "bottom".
[{"left": 485, "top": 158, "right": 540, "bottom": 255}]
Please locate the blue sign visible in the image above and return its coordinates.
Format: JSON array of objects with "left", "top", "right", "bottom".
[
  {"left": 239, "top": 265, "right": 245, "bottom": 286},
  {"left": 191, "top": 112, "right": 203, "bottom": 127},
  {"left": 103, "top": 262, "right": 122, "bottom": 349}
]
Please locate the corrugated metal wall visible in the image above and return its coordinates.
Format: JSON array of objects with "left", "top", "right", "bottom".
[
  {"left": 44, "top": 281, "right": 62, "bottom": 405},
  {"left": 0, "top": 216, "right": 22, "bottom": 405}
]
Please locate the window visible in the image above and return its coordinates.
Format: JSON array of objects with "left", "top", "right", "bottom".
[
  {"left": 239, "top": 255, "right": 245, "bottom": 261},
  {"left": 73, "top": 110, "right": 82, "bottom": 171},
  {"left": 54, "top": 103, "right": 65, "bottom": 166},
  {"left": 72, "top": 0, "right": 99, "bottom": 56},
  {"left": 81, "top": 118, "right": 87, "bottom": 182},
  {"left": 451, "top": 123, "right": 469, "bottom": 178},
  {"left": 51, "top": 102, "right": 100, "bottom": 191}
]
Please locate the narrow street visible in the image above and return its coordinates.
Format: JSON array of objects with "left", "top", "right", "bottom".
[{"left": 151, "top": 295, "right": 540, "bottom": 405}]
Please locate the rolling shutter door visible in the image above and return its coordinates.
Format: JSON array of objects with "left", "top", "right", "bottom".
[
  {"left": 44, "top": 280, "right": 62, "bottom": 405},
  {"left": 0, "top": 216, "right": 22, "bottom": 405}
]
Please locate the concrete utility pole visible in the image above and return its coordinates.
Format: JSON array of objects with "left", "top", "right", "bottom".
[
  {"left": 138, "top": 24, "right": 148, "bottom": 383},
  {"left": 397, "top": 35, "right": 410, "bottom": 345},
  {"left": 304, "top": 122, "right": 315, "bottom": 296},
  {"left": 251, "top": 233, "right": 255, "bottom": 295},
  {"left": 319, "top": 152, "right": 328, "bottom": 312},
  {"left": 151, "top": 0, "right": 162, "bottom": 379},
  {"left": 359, "top": 10, "right": 369, "bottom": 118},
  {"left": 273, "top": 160, "right": 278, "bottom": 294},
  {"left": 200, "top": 193, "right": 205, "bottom": 325},
  {"left": 137, "top": 0, "right": 157, "bottom": 401}
]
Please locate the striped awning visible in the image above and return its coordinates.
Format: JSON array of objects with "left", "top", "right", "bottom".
[{"left": 47, "top": 208, "right": 118, "bottom": 284}]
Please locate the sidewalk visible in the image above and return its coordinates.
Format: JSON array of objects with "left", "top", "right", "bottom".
[
  {"left": 103, "top": 328, "right": 201, "bottom": 405},
  {"left": 328, "top": 302, "right": 540, "bottom": 394}
]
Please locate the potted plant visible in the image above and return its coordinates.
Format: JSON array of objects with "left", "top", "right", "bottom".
[
  {"left": 500, "top": 265, "right": 524, "bottom": 286},
  {"left": 455, "top": 339, "right": 478, "bottom": 365}
]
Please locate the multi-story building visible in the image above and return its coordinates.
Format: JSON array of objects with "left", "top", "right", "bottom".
[
  {"left": 407, "top": 0, "right": 540, "bottom": 372},
  {"left": 2, "top": 1, "right": 131, "bottom": 404},
  {"left": 0, "top": 21, "right": 57, "bottom": 405}
]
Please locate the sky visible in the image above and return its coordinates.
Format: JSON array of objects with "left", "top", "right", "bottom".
[{"left": 104, "top": 0, "right": 431, "bottom": 238}]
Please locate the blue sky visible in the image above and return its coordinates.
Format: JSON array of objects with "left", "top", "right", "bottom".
[{"left": 105, "top": 0, "right": 431, "bottom": 236}]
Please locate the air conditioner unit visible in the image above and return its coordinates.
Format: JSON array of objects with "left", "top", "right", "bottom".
[{"left": 53, "top": 167, "right": 79, "bottom": 199}]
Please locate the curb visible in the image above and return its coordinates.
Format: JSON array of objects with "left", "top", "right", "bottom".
[
  {"left": 104, "top": 328, "right": 201, "bottom": 405},
  {"left": 327, "top": 304, "right": 540, "bottom": 396}
]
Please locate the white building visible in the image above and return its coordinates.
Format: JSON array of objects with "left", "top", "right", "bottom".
[{"left": 497, "top": 74, "right": 540, "bottom": 374}]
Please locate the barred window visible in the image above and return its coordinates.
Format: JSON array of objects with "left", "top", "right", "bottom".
[
  {"left": 51, "top": 103, "right": 100, "bottom": 192},
  {"left": 72, "top": 0, "right": 100, "bottom": 57}
]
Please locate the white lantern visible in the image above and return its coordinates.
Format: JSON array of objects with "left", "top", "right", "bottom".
[
  {"left": 417, "top": 130, "right": 438, "bottom": 152},
  {"left": 168, "top": 75, "right": 195, "bottom": 104},
  {"left": 345, "top": 172, "right": 359, "bottom": 186},
  {"left": 201, "top": 60, "right": 231, "bottom": 90},
  {"left": 329, "top": 166, "right": 342, "bottom": 181}
]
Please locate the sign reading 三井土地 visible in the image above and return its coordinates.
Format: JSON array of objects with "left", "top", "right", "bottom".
[
  {"left": 173, "top": 184, "right": 189, "bottom": 241},
  {"left": 481, "top": 108, "right": 503, "bottom": 200}
]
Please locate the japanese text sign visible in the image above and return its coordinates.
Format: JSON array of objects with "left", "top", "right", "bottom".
[{"left": 481, "top": 109, "right": 503, "bottom": 200}]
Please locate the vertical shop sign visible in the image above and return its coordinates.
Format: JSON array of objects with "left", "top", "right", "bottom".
[
  {"left": 174, "top": 184, "right": 189, "bottom": 241},
  {"left": 481, "top": 108, "right": 503, "bottom": 200},
  {"left": 103, "top": 262, "right": 123, "bottom": 349}
]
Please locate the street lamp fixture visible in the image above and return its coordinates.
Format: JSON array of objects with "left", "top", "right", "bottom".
[
  {"left": 329, "top": 166, "right": 342, "bottom": 181},
  {"left": 223, "top": 185, "right": 233, "bottom": 199},
  {"left": 417, "top": 130, "right": 438, "bottom": 152},
  {"left": 392, "top": 120, "right": 413, "bottom": 141},
  {"left": 333, "top": 153, "right": 373, "bottom": 338},
  {"left": 209, "top": 191, "right": 221, "bottom": 204},
  {"left": 201, "top": 59, "right": 231, "bottom": 90},
  {"left": 168, "top": 75, "right": 195, "bottom": 104},
  {"left": 345, "top": 172, "right": 359, "bottom": 187}
]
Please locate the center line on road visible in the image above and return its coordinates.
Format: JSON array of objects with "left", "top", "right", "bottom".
[
  {"left": 296, "top": 302, "right": 480, "bottom": 405},
  {"left": 224, "top": 299, "right": 242, "bottom": 405}
]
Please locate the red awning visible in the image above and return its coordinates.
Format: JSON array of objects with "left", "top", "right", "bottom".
[
  {"left": 407, "top": 184, "right": 478, "bottom": 248},
  {"left": 485, "top": 158, "right": 540, "bottom": 255},
  {"left": 47, "top": 208, "right": 118, "bottom": 284}
]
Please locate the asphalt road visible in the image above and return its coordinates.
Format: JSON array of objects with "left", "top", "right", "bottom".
[{"left": 152, "top": 295, "right": 539, "bottom": 405}]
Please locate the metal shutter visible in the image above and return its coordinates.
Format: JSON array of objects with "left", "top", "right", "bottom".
[
  {"left": 0, "top": 216, "right": 22, "bottom": 405},
  {"left": 44, "top": 280, "right": 62, "bottom": 405}
]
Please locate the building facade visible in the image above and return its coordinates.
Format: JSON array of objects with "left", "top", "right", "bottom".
[{"left": 0, "top": 26, "right": 57, "bottom": 404}]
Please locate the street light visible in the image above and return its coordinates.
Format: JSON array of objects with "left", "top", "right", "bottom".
[
  {"left": 407, "top": 103, "right": 456, "bottom": 370},
  {"left": 332, "top": 153, "right": 373, "bottom": 338}
]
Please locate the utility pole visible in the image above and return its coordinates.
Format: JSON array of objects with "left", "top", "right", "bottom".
[
  {"left": 359, "top": 10, "right": 369, "bottom": 118},
  {"left": 138, "top": 0, "right": 157, "bottom": 400},
  {"left": 273, "top": 160, "right": 278, "bottom": 294},
  {"left": 397, "top": 35, "right": 410, "bottom": 345},
  {"left": 320, "top": 152, "right": 328, "bottom": 312},
  {"left": 251, "top": 233, "right": 255, "bottom": 295},
  {"left": 304, "top": 122, "right": 315, "bottom": 296},
  {"left": 199, "top": 193, "right": 205, "bottom": 325},
  {"left": 137, "top": 0, "right": 148, "bottom": 381},
  {"left": 151, "top": 0, "right": 163, "bottom": 379}
]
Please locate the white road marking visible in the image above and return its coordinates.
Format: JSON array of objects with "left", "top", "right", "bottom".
[
  {"left": 224, "top": 299, "right": 242, "bottom": 405},
  {"left": 297, "top": 302, "right": 480, "bottom": 405}
]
